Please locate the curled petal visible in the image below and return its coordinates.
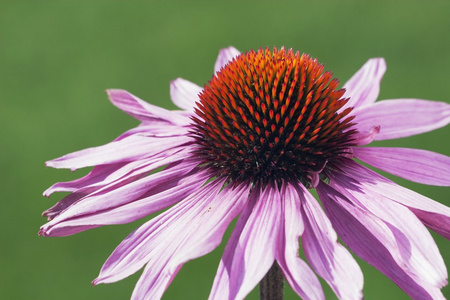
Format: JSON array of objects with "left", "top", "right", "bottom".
[
  {"left": 343, "top": 58, "right": 386, "bottom": 110},
  {"left": 353, "top": 147, "right": 450, "bottom": 186},
  {"left": 351, "top": 125, "right": 380, "bottom": 146},
  {"left": 209, "top": 184, "right": 282, "bottom": 300},
  {"left": 214, "top": 46, "right": 241, "bottom": 73},
  {"left": 353, "top": 99, "right": 450, "bottom": 140},
  {"left": 170, "top": 78, "right": 203, "bottom": 112}
]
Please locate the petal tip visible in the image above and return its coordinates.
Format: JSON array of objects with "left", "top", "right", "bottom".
[
  {"left": 214, "top": 46, "right": 241, "bottom": 73},
  {"left": 45, "top": 160, "right": 68, "bottom": 170},
  {"left": 220, "top": 46, "right": 239, "bottom": 54},
  {"left": 38, "top": 228, "right": 47, "bottom": 237},
  {"left": 371, "top": 57, "right": 387, "bottom": 75},
  {"left": 169, "top": 78, "right": 185, "bottom": 90},
  {"left": 106, "top": 89, "right": 128, "bottom": 101}
]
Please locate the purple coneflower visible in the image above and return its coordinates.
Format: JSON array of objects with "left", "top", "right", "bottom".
[{"left": 40, "top": 46, "right": 450, "bottom": 300}]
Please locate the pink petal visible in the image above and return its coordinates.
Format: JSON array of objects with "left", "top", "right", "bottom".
[
  {"left": 213, "top": 46, "right": 240, "bottom": 74},
  {"left": 209, "top": 184, "right": 282, "bottom": 300},
  {"left": 46, "top": 134, "right": 190, "bottom": 170},
  {"left": 339, "top": 159, "right": 450, "bottom": 240},
  {"left": 276, "top": 184, "right": 324, "bottom": 300},
  {"left": 353, "top": 147, "right": 450, "bottom": 186},
  {"left": 107, "top": 89, "right": 191, "bottom": 126},
  {"left": 94, "top": 179, "right": 250, "bottom": 300},
  {"left": 342, "top": 58, "right": 386, "bottom": 110},
  {"left": 296, "top": 184, "right": 363, "bottom": 300},
  {"left": 112, "top": 123, "right": 189, "bottom": 141},
  {"left": 40, "top": 159, "right": 200, "bottom": 236},
  {"left": 353, "top": 99, "right": 450, "bottom": 140},
  {"left": 317, "top": 182, "right": 446, "bottom": 299},
  {"left": 125, "top": 123, "right": 191, "bottom": 138},
  {"left": 170, "top": 78, "right": 203, "bottom": 112}
]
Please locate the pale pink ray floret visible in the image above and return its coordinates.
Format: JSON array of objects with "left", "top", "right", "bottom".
[{"left": 41, "top": 46, "right": 450, "bottom": 300}]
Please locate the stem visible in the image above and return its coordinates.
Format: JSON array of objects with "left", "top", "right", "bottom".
[{"left": 259, "top": 262, "right": 283, "bottom": 300}]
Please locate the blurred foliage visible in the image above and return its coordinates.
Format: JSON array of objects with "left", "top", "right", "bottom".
[{"left": 1, "top": 1, "right": 449, "bottom": 299}]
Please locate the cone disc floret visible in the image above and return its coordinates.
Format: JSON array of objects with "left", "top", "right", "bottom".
[{"left": 191, "top": 47, "right": 357, "bottom": 186}]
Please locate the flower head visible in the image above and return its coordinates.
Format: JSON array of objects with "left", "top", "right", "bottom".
[
  {"left": 191, "top": 48, "right": 356, "bottom": 187},
  {"left": 41, "top": 46, "right": 450, "bottom": 299}
]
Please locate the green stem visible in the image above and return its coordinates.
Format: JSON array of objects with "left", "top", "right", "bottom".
[{"left": 259, "top": 262, "right": 284, "bottom": 300}]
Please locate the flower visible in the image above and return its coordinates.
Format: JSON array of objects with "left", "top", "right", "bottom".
[{"left": 40, "top": 46, "right": 450, "bottom": 300}]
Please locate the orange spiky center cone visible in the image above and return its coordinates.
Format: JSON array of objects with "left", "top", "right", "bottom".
[{"left": 190, "top": 47, "right": 357, "bottom": 186}]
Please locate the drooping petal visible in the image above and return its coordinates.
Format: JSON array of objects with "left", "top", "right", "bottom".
[
  {"left": 42, "top": 188, "right": 97, "bottom": 221},
  {"left": 209, "top": 184, "right": 282, "bottom": 300},
  {"left": 353, "top": 99, "right": 450, "bottom": 140},
  {"left": 276, "top": 183, "right": 324, "bottom": 300},
  {"left": 353, "top": 147, "right": 450, "bottom": 186},
  {"left": 331, "top": 172, "right": 447, "bottom": 288},
  {"left": 46, "top": 134, "right": 191, "bottom": 170},
  {"left": 317, "top": 182, "right": 446, "bottom": 300},
  {"left": 170, "top": 78, "right": 203, "bottom": 112},
  {"left": 44, "top": 158, "right": 153, "bottom": 197},
  {"left": 93, "top": 179, "right": 221, "bottom": 284},
  {"left": 213, "top": 46, "right": 240, "bottom": 74},
  {"left": 94, "top": 179, "right": 250, "bottom": 300},
  {"left": 295, "top": 184, "right": 363, "bottom": 300},
  {"left": 44, "top": 156, "right": 166, "bottom": 218},
  {"left": 41, "top": 173, "right": 206, "bottom": 237},
  {"left": 40, "top": 159, "right": 200, "bottom": 236},
  {"left": 339, "top": 159, "right": 450, "bottom": 239},
  {"left": 43, "top": 149, "right": 190, "bottom": 220},
  {"left": 342, "top": 58, "right": 386, "bottom": 110},
  {"left": 107, "top": 89, "right": 191, "bottom": 126},
  {"left": 56, "top": 171, "right": 210, "bottom": 234}
]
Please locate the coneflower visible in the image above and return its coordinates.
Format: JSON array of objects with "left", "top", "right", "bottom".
[{"left": 41, "top": 46, "right": 450, "bottom": 300}]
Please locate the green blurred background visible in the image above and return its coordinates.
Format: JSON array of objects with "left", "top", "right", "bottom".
[{"left": 1, "top": 1, "right": 449, "bottom": 299}]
